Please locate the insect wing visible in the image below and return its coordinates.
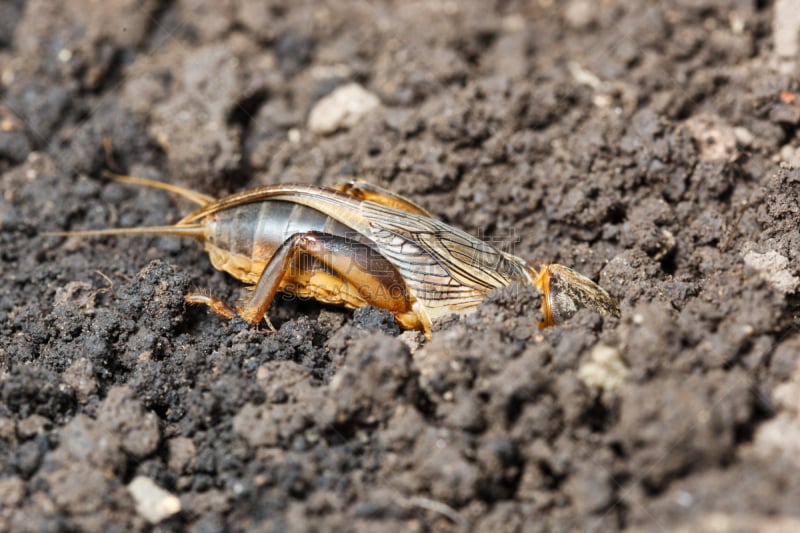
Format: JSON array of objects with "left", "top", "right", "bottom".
[{"left": 360, "top": 202, "right": 527, "bottom": 311}]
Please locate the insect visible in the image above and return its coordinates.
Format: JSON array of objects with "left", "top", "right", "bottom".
[{"left": 48, "top": 173, "right": 620, "bottom": 338}]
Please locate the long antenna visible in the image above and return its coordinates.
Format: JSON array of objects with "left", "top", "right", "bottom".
[{"left": 41, "top": 224, "right": 206, "bottom": 239}]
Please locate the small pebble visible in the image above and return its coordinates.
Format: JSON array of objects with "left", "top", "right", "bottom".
[
  {"left": 743, "top": 250, "right": 799, "bottom": 294},
  {"left": 578, "top": 344, "right": 628, "bottom": 390},
  {"left": 308, "top": 83, "right": 380, "bottom": 135},
  {"left": 128, "top": 476, "right": 181, "bottom": 524}
]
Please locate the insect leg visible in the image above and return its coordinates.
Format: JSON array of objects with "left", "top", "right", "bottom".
[
  {"left": 233, "top": 232, "right": 316, "bottom": 328},
  {"left": 291, "top": 233, "right": 428, "bottom": 336},
  {"left": 232, "top": 231, "right": 423, "bottom": 333},
  {"left": 184, "top": 232, "right": 312, "bottom": 330},
  {"left": 185, "top": 293, "right": 238, "bottom": 320},
  {"left": 336, "top": 179, "right": 433, "bottom": 217}
]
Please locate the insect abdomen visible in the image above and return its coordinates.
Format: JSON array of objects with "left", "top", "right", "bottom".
[{"left": 205, "top": 201, "right": 368, "bottom": 272}]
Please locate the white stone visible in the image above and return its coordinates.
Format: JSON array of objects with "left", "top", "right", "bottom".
[
  {"left": 743, "top": 250, "right": 800, "bottom": 294},
  {"left": 308, "top": 83, "right": 380, "bottom": 135},
  {"left": 128, "top": 476, "right": 181, "bottom": 524},
  {"left": 578, "top": 344, "right": 628, "bottom": 390},
  {"left": 775, "top": 0, "right": 800, "bottom": 59},
  {"left": 684, "top": 114, "right": 737, "bottom": 161},
  {"left": 752, "top": 414, "right": 800, "bottom": 462}
]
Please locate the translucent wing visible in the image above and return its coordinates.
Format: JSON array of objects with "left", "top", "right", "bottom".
[{"left": 360, "top": 202, "right": 530, "bottom": 315}]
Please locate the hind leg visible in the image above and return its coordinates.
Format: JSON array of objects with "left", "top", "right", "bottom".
[{"left": 186, "top": 231, "right": 429, "bottom": 336}]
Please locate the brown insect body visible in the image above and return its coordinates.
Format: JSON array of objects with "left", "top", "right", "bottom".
[
  {"left": 198, "top": 195, "right": 422, "bottom": 329},
  {"left": 50, "top": 175, "right": 621, "bottom": 337}
]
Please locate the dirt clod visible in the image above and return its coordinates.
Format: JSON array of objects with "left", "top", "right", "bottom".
[{"left": 3, "top": 1, "right": 799, "bottom": 530}]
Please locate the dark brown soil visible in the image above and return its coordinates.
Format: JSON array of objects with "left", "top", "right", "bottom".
[{"left": 2, "top": 1, "right": 800, "bottom": 531}]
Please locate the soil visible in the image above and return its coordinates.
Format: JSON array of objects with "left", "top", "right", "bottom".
[{"left": 2, "top": 0, "right": 800, "bottom": 531}]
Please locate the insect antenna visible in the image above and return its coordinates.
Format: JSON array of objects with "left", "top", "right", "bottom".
[{"left": 41, "top": 224, "right": 206, "bottom": 239}]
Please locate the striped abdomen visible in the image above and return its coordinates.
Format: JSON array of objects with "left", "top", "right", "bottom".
[{"left": 203, "top": 201, "right": 371, "bottom": 284}]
